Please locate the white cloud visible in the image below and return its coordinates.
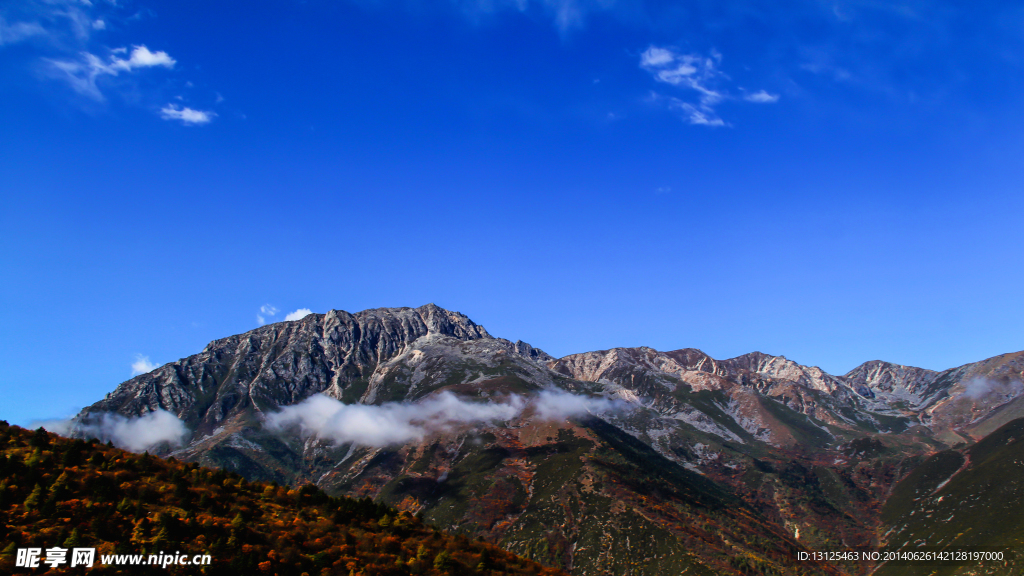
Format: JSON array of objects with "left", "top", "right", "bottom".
[
  {"left": 267, "top": 392, "right": 522, "bottom": 448},
  {"left": 47, "top": 45, "right": 176, "bottom": 101},
  {"left": 43, "top": 409, "right": 189, "bottom": 452},
  {"left": 961, "top": 378, "right": 1023, "bottom": 400},
  {"left": 640, "top": 45, "right": 728, "bottom": 126},
  {"left": 2, "top": 2, "right": 132, "bottom": 48},
  {"left": 962, "top": 378, "right": 995, "bottom": 399},
  {"left": 117, "top": 45, "right": 175, "bottom": 69},
  {"left": 641, "top": 45, "right": 779, "bottom": 126},
  {"left": 531, "top": 389, "right": 624, "bottom": 421},
  {"left": 670, "top": 99, "right": 726, "bottom": 126},
  {"left": 159, "top": 104, "right": 215, "bottom": 125},
  {"left": 640, "top": 45, "right": 723, "bottom": 105},
  {"left": 130, "top": 354, "right": 158, "bottom": 376},
  {"left": 257, "top": 304, "right": 278, "bottom": 325},
  {"left": 5, "top": 2, "right": 217, "bottom": 122},
  {"left": 640, "top": 46, "right": 675, "bottom": 67},
  {"left": 267, "top": 390, "right": 630, "bottom": 448},
  {"left": 648, "top": 92, "right": 727, "bottom": 127},
  {"left": 284, "top": 308, "right": 313, "bottom": 322},
  {"left": 744, "top": 89, "right": 779, "bottom": 103}
]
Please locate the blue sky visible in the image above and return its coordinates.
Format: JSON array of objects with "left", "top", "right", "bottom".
[{"left": 3, "top": 0, "right": 1024, "bottom": 426}]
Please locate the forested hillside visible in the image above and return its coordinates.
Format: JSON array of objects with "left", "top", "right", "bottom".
[{"left": 0, "top": 422, "right": 566, "bottom": 576}]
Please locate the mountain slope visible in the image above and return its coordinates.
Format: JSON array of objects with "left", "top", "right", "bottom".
[
  {"left": 0, "top": 422, "right": 566, "bottom": 576},
  {"left": 876, "top": 417, "right": 1024, "bottom": 576}
]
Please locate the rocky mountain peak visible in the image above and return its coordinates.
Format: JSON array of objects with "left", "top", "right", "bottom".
[
  {"left": 719, "top": 351, "right": 845, "bottom": 394},
  {"left": 842, "top": 360, "right": 939, "bottom": 394},
  {"left": 82, "top": 304, "right": 502, "bottom": 431}
]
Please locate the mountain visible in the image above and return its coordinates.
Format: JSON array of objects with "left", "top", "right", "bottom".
[
  {"left": 0, "top": 422, "right": 566, "bottom": 576},
  {"left": 69, "top": 304, "right": 1024, "bottom": 575}
]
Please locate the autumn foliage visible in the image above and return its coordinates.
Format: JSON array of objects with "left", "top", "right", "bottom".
[{"left": 0, "top": 422, "right": 567, "bottom": 576}]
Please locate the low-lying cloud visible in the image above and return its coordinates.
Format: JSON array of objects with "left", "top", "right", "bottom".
[
  {"left": 531, "top": 389, "right": 623, "bottom": 421},
  {"left": 267, "top": 390, "right": 628, "bottom": 448},
  {"left": 42, "top": 409, "right": 189, "bottom": 453},
  {"left": 961, "top": 378, "right": 1024, "bottom": 400}
]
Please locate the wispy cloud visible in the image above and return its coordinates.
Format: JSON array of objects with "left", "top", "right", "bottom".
[
  {"left": 116, "top": 45, "right": 176, "bottom": 69},
  {"left": 257, "top": 304, "right": 278, "bottom": 325},
  {"left": 160, "top": 104, "right": 215, "bottom": 125},
  {"left": 1, "top": 0, "right": 95, "bottom": 47},
  {"left": 0, "top": 16, "right": 46, "bottom": 45},
  {"left": 640, "top": 45, "right": 728, "bottom": 126},
  {"left": 4, "top": 1, "right": 219, "bottom": 123},
  {"left": 664, "top": 95, "right": 726, "bottom": 127},
  {"left": 267, "top": 390, "right": 629, "bottom": 448},
  {"left": 640, "top": 45, "right": 779, "bottom": 126},
  {"left": 47, "top": 45, "right": 176, "bottom": 101},
  {"left": 284, "top": 308, "right": 313, "bottom": 322},
  {"left": 641, "top": 46, "right": 725, "bottom": 105},
  {"left": 452, "top": 0, "right": 617, "bottom": 33},
  {"left": 744, "top": 89, "right": 780, "bottom": 103},
  {"left": 961, "top": 378, "right": 1024, "bottom": 400},
  {"left": 130, "top": 354, "right": 159, "bottom": 376}
]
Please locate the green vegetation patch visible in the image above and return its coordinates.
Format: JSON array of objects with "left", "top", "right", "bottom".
[
  {"left": 758, "top": 396, "right": 834, "bottom": 448},
  {"left": 881, "top": 449, "right": 964, "bottom": 524}
]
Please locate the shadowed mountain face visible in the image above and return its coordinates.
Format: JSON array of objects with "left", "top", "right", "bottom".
[
  {"left": 874, "top": 416, "right": 1024, "bottom": 576},
  {"left": 75, "top": 305, "right": 1024, "bottom": 575}
]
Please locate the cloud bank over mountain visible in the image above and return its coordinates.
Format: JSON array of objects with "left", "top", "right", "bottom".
[
  {"left": 43, "top": 409, "right": 188, "bottom": 452},
  {"left": 266, "top": 390, "right": 628, "bottom": 448}
]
